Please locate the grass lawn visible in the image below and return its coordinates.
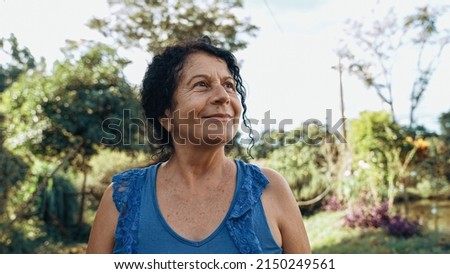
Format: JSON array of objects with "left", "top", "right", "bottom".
[{"left": 304, "top": 210, "right": 450, "bottom": 253}]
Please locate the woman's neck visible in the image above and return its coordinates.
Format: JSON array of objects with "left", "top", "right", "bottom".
[{"left": 161, "top": 144, "right": 234, "bottom": 189}]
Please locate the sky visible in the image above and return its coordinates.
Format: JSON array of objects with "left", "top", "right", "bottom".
[{"left": 1, "top": 0, "right": 449, "bottom": 133}]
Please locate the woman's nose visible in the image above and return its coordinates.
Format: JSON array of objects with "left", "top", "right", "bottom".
[{"left": 211, "top": 83, "right": 230, "bottom": 104}]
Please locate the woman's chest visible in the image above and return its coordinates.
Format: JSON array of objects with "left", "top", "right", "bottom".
[{"left": 155, "top": 179, "right": 236, "bottom": 242}]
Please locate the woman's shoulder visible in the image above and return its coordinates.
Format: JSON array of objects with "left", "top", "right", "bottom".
[
  {"left": 259, "top": 167, "right": 288, "bottom": 187},
  {"left": 240, "top": 161, "right": 295, "bottom": 206},
  {"left": 111, "top": 164, "right": 159, "bottom": 211},
  {"left": 236, "top": 160, "right": 286, "bottom": 187},
  {"left": 234, "top": 160, "right": 290, "bottom": 203},
  {"left": 259, "top": 166, "right": 294, "bottom": 199}
]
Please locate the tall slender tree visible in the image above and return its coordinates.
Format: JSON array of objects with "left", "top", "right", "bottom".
[{"left": 341, "top": 4, "right": 450, "bottom": 127}]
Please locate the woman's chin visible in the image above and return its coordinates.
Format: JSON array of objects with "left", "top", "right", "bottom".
[
  {"left": 172, "top": 130, "right": 237, "bottom": 147},
  {"left": 201, "top": 135, "right": 233, "bottom": 146}
]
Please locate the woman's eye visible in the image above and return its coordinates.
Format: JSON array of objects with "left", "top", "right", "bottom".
[
  {"left": 194, "top": 81, "right": 207, "bottom": 88},
  {"left": 224, "top": 82, "right": 236, "bottom": 91}
]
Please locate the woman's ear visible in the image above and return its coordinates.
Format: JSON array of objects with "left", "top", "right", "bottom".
[{"left": 159, "top": 109, "right": 173, "bottom": 132}]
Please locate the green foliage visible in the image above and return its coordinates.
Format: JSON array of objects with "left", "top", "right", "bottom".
[
  {"left": 415, "top": 180, "right": 434, "bottom": 198},
  {"left": 252, "top": 130, "right": 288, "bottom": 159},
  {"left": 88, "top": 0, "right": 258, "bottom": 53},
  {"left": 264, "top": 129, "right": 329, "bottom": 202},
  {"left": 0, "top": 159, "right": 90, "bottom": 253},
  {"left": 0, "top": 34, "right": 34, "bottom": 214},
  {"left": 0, "top": 149, "right": 28, "bottom": 209},
  {"left": 84, "top": 149, "right": 150, "bottom": 210},
  {"left": 225, "top": 131, "right": 249, "bottom": 161},
  {"left": 409, "top": 136, "right": 450, "bottom": 198},
  {"left": 0, "top": 216, "right": 46, "bottom": 253},
  {"left": 346, "top": 111, "right": 409, "bottom": 202},
  {"left": 0, "top": 34, "right": 36, "bottom": 93},
  {"left": 38, "top": 174, "right": 80, "bottom": 232},
  {"left": 0, "top": 111, "right": 29, "bottom": 215},
  {"left": 0, "top": 41, "right": 145, "bottom": 253},
  {"left": 1, "top": 42, "right": 143, "bottom": 166},
  {"left": 0, "top": 215, "right": 88, "bottom": 253},
  {"left": 439, "top": 109, "right": 450, "bottom": 143},
  {"left": 348, "top": 111, "right": 404, "bottom": 157},
  {"left": 438, "top": 110, "right": 450, "bottom": 181}
]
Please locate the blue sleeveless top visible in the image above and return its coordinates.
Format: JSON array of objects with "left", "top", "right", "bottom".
[{"left": 111, "top": 159, "right": 282, "bottom": 254}]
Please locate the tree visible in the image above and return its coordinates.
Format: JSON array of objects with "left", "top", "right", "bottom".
[
  {"left": 347, "top": 111, "right": 415, "bottom": 207},
  {"left": 341, "top": 4, "right": 450, "bottom": 127},
  {"left": 87, "top": 0, "right": 258, "bottom": 53},
  {"left": 1, "top": 41, "right": 143, "bottom": 236},
  {"left": 0, "top": 34, "right": 36, "bottom": 93},
  {"left": 0, "top": 34, "right": 33, "bottom": 216},
  {"left": 3, "top": 42, "right": 142, "bottom": 161},
  {"left": 0, "top": 113, "right": 28, "bottom": 216},
  {"left": 404, "top": 6, "right": 450, "bottom": 127}
]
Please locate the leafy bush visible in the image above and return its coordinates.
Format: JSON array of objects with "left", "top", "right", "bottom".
[
  {"left": 386, "top": 215, "right": 421, "bottom": 238},
  {"left": 344, "top": 193, "right": 421, "bottom": 237},
  {"left": 264, "top": 129, "right": 330, "bottom": 202},
  {"left": 0, "top": 148, "right": 28, "bottom": 188},
  {"left": 344, "top": 199, "right": 390, "bottom": 228},
  {"left": 321, "top": 195, "right": 345, "bottom": 211},
  {"left": 347, "top": 111, "right": 410, "bottom": 203},
  {"left": 38, "top": 174, "right": 81, "bottom": 234},
  {"left": 0, "top": 148, "right": 28, "bottom": 216}
]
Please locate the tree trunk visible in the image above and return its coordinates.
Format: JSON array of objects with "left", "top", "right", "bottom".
[{"left": 77, "top": 156, "right": 88, "bottom": 228}]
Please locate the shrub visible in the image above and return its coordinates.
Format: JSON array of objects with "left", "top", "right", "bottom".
[
  {"left": 344, "top": 195, "right": 421, "bottom": 237},
  {"left": 386, "top": 215, "right": 421, "bottom": 238},
  {"left": 322, "top": 195, "right": 345, "bottom": 212},
  {"left": 344, "top": 200, "right": 390, "bottom": 228}
]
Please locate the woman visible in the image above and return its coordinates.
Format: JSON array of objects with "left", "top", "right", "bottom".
[{"left": 86, "top": 37, "right": 310, "bottom": 254}]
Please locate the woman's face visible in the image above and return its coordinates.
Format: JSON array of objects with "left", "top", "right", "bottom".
[{"left": 163, "top": 52, "right": 242, "bottom": 147}]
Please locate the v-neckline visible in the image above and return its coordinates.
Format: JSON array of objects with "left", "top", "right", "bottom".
[{"left": 151, "top": 160, "right": 240, "bottom": 246}]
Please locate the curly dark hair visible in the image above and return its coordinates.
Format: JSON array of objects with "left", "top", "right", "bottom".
[{"left": 140, "top": 37, "right": 253, "bottom": 161}]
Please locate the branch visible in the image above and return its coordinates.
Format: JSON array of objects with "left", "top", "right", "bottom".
[{"left": 297, "top": 184, "right": 332, "bottom": 207}]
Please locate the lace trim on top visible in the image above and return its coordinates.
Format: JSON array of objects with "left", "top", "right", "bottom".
[
  {"left": 112, "top": 168, "right": 147, "bottom": 254},
  {"left": 226, "top": 162, "right": 269, "bottom": 254}
]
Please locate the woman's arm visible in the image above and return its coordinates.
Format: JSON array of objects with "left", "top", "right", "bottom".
[
  {"left": 261, "top": 168, "right": 311, "bottom": 254},
  {"left": 86, "top": 184, "right": 119, "bottom": 253}
]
